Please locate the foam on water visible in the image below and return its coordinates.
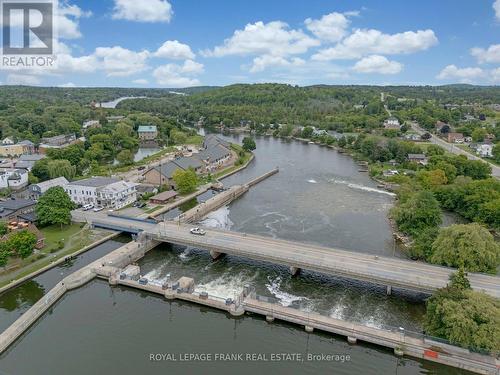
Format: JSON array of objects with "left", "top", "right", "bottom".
[
  {"left": 194, "top": 272, "right": 257, "bottom": 300},
  {"left": 199, "top": 206, "right": 233, "bottom": 230},
  {"left": 265, "top": 276, "right": 309, "bottom": 307},
  {"left": 307, "top": 179, "right": 318, "bottom": 184},
  {"left": 330, "top": 179, "right": 396, "bottom": 197}
]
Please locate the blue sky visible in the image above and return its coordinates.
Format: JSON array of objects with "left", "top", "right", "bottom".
[{"left": 1, "top": 0, "right": 499, "bottom": 87}]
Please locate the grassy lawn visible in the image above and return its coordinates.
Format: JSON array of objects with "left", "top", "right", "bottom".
[{"left": 40, "top": 223, "right": 84, "bottom": 253}]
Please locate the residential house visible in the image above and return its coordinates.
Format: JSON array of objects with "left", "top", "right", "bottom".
[
  {"left": 64, "top": 177, "right": 137, "bottom": 209},
  {"left": 142, "top": 157, "right": 203, "bottom": 189},
  {"left": 29, "top": 177, "right": 69, "bottom": 200},
  {"left": 196, "top": 144, "right": 232, "bottom": 172},
  {"left": 447, "top": 132, "right": 464, "bottom": 143},
  {"left": 136, "top": 184, "right": 158, "bottom": 198},
  {"left": 383, "top": 117, "right": 401, "bottom": 130},
  {"left": 39, "top": 134, "right": 77, "bottom": 154},
  {"left": 1, "top": 137, "right": 15, "bottom": 145},
  {"left": 0, "top": 169, "right": 29, "bottom": 190},
  {"left": 0, "top": 143, "right": 24, "bottom": 157},
  {"left": 149, "top": 190, "right": 178, "bottom": 205},
  {"left": 83, "top": 120, "right": 101, "bottom": 130},
  {"left": 0, "top": 199, "right": 36, "bottom": 222},
  {"left": 14, "top": 154, "right": 46, "bottom": 171},
  {"left": 407, "top": 154, "right": 428, "bottom": 165},
  {"left": 475, "top": 143, "right": 493, "bottom": 158},
  {"left": 138, "top": 125, "right": 158, "bottom": 141},
  {"left": 18, "top": 140, "right": 35, "bottom": 154}
]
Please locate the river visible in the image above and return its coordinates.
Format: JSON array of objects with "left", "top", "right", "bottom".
[{"left": 0, "top": 135, "right": 472, "bottom": 375}]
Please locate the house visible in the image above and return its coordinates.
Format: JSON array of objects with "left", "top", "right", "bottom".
[
  {"left": 39, "top": 134, "right": 77, "bottom": 154},
  {"left": 0, "top": 169, "right": 29, "bottom": 190},
  {"left": 83, "top": 120, "right": 101, "bottom": 130},
  {"left": 149, "top": 190, "right": 178, "bottom": 205},
  {"left": 0, "top": 143, "right": 24, "bottom": 157},
  {"left": 138, "top": 125, "right": 158, "bottom": 141},
  {"left": 64, "top": 177, "right": 137, "bottom": 209},
  {"left": 383, "top": 117, "right": 401, "bottom": 130},
  {"left": 407, "top": 154, "right": 428, "bottom": 165},
  {"left": 196, "top": 144, "right": 232, "bottom": 172},
  {"left": 1, "top": 137, "right": 15, "bottom": 145},
  {"left": 142, "top": 157, "right": 203, "bottom": 189},
  {"left": 202, "top": 134, "right": 230, "bottom": 150},
  {"left": 14, "top": 154, "right": 46, "bottom": 171},
  {"left": 18, "top": 140, "right": 35, "bottom": 154},
  {"left": 29, "top": 177, "right": 69, "bottom": 200},
  {"left": 136, "top": 184, "right": 158, "bottom": 198},
  {"left": 0, "top": 199, "right": 36, "bottom": 221},
  {"left": 106, "top": 116, "right": 125, "bottom": 122},
  {"left": 447, "top": 132, "right": 464, "bottom": 144},
  {"left": 476, "top": 143, "right": 493, "bottom": 158}
]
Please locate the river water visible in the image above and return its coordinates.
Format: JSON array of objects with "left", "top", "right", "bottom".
[{"left": 0, "top": 135, "right": 471, "bottom": 375}]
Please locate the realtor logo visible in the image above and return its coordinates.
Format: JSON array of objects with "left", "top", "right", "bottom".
[{"left": 1, "top": 0, "right": 57, "bottom": 68}]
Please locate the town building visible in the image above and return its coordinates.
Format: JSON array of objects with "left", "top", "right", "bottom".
[
  {"left": 196, "top": 144, "right": 232, "bottom": 172},
  {"left": 1, "top": 137, "right": 15, "bottom": 145},
  {"left": 0, "top": 199, "right": 36, "bottom": 222},
  {"left": 0, "top": 144, "right": 25, "bottom": 157},
  {"left": 149, "top": 190, "right": 178, "bottom": 205},
  {"left": 143, "top": 157, "right": 203, "bottom": 189},
  {"left": 447, "top": 132, "right": 464, "bottom": 143},
  {"left": 39, "top": 134, "right": 78, "bottom": 154},
  {"left": 64, "top": 177, "right": 137, "bottom": 209},
  {"left": 29, "top": 177, "right": 69, "bottom": 200},
  {"left": 14, "top": 154, "right": 46, "bottom": 171},
  {"left": 136, "top": 184, "right": 158, "bottom": 198},
  {"left": 138, "top": 125, "right": 158, "bottom": 141},
  {"left": 383, "top": 117, "right": 401, "bottom": 130},
  {"left": 407, "top": 154, "right": 428, "bottom": 165},
  {"left": 475, "top": 143, "right": 493, "bottom": 158},
  {"left": 0, "top": 169, "right": 29, "bottom": 190}
]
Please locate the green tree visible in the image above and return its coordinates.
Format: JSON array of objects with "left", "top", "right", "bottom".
[
  {"left": 0, "top": 221, "right": 7, "bottom": 236},
  {"left": 242, "top": 137, "right": 256, "bottom": 152},
  {"left": 36, "top": 186, "right": 75, "bottom": 228},
  {"left": 0, "top": 242, "right": 10, "bottom": 267},
  {"left": 392, "top": 191, "right": 442, "bottom": 236},
  {"left": 116, "top": 149, "right": 134, "bottom": 166},
  {"left": 47, "top": 159, "right": 76, "bottom": 180},
  {"left": 471, "top": 128, "right": 488, "bottom": 142},
  {"left": 424, "top": 271, "right": 500, "bottom": 352},
  {"left": 301, "top": 126, "right": 314, "bottom": 139},
  {"left": 172, "top": 168, "right": 198, "bottom": 194},
  {"left": 430, "top": 223, "right": 500, "bottom": 273},
  {"left": 6, "top": 230, "right": 37, "bottom": 259},
  {"left": 31, "top": 158, "right": 50, "bottom": 182}
]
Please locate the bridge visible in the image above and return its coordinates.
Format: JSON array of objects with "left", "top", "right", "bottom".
[{"left": 75, "top": 212, "right": 500, "bottom": 298}]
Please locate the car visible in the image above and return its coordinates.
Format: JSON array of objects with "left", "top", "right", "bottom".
[
  {"left": 82, "top": 204, "right": 94, "bottom": 211},
  {"left": 93, "top": 207, "right": 104, "bottom": 212},
  {"left": 137, "top": 166, "right": 146, "bottom": 171},
  {"left": 190, "top": 227, "right": 206, "bottom": 236}
]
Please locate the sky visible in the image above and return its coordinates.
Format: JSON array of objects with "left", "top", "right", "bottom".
[{"left": 0, "top": 0, "right": 499, "bottom": 88}]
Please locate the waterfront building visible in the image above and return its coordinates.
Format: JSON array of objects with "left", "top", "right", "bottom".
[
  {"left": 0, "top": 199, "right": 36, "bottom": 221},
  {"left": 29, "top": 177, "right": 69, "bottom": 200},
  {"left": 138, "top": 125, "right": 158, "bottom": 141}
]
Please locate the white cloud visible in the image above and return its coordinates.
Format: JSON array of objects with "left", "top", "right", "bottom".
[
  {"left": 58, "top": 82, "right": 76, "bottom": 87},
  {"left": 204, "top": 21, "right": 319, "bottom": 58},
  {"left": 94, "top": 47, "right": 150, "bottom": 76},
  {"left": 494, "top": 0, "right": 500, "bottom": 20},
  {"left": 312, "top": 28, "right": 438, "bottom": 60},
  {"left": 153, "top": 60, "right": 204, "bottom": 87},
  {"left": 57, "top": 3, "right": 92, "bottom": 39},
  {"left": 436, "top": 65, "right": 485, "bottom": 82},
  {"left": 6, "top": 74, "right": 41, "bottom": 85},
  {"left": 352, "top": 55, "right": 403, "bottom": 74},
  {"left": 154, "top": 40, "right": 195, "bottom": 60},
  {"left": 471, "top": 44, "right": 500, "bottom": 64},
  {"left": 491, "top": 67, "right": 500, "bottom": 82},
  {"left": 304, "top": 12, "right": 352, "bottom": 43},
  {"left": 112, "top": 0, "right": 173, "bottom": 23},
  {"left": 250, "top": 55, "right": 305, "bottom": 73},
  {"left": 133, "top": 79, "right": 149, "bottom": 84}
]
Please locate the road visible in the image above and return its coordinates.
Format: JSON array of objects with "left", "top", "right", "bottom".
[
  {"left": 410, "top": 123, "right": 500, "bottom": 178},
  {"left": 75, "top": 212, "right": 500, "bottom": 297}
]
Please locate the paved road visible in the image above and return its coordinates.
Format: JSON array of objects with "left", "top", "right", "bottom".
[
  {"left": 410, "top": 123, "right": 500, "bottom": 178},
  {"left": 78, "top": 213, "right": 500, "bottom": 297}
]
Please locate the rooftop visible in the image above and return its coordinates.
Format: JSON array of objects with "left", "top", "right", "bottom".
[
  {"left": 138, "top": 125, "right": 157, "bottom": 133},
  {"left": 35, "top": 177, "right": 69, "bottom": 191},
  {"left": 150, "top": 190, "right": 178, "bottom": 201},
  {"left": 68, "top": 177, "right": 119, "bottom": 188}
]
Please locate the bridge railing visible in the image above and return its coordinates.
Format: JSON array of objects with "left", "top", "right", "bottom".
[{"left": 248, "top": 289, "right": 498, "bottom": 358}]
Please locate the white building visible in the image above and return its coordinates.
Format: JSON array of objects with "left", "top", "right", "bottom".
[
  {"left": 0, "top": 168, "right": 29, "bottom": 190},
  {"left": 64, "top": 177, "right": 138, "bottom": 209},
  {"left": 1, "top": 137, "right": 15, "bottom": 145},
  {"left": 29, "top": 177, "right": 69, "bottom": 200},
  {"left": 476, "top": 143, "right": 493, "bottom": 158}
]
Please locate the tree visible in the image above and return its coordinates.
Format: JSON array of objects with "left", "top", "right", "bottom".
[
  {"left": 301, "top": 126, "right": 314, "bottom": 139},
  {"left": 116, "top": 149, "right": 134, "bottom": 166},
  {"left": 242, "top": 137, "right": 256, "bottom": 152},
  {"left": 392, "top": 191, "right": 442, "bottom": 236},
  {"left": 172, "top": 168, "right": 198, "bottom": 194},
  {"left": 6, "top": 230, "right": 37, "bottom": 259},
  {"left": 0, "top": 221, "right": 7, "bottom": 236},
  {"left": 416, "top": 169, "right": 448, "bottom": 189},
  {"left": 471, "top": 128, "right": 488, "bottom": 142},
  {"left": 47, "top": 159, "right": 76, "bottom": 180},
  {"left": 0, "top": 242, "right": 10, "bottom": 267},
  {"left": 36, "top": 186, "right": 75, "bottom": 228},
  {"left": 424, "top": 271, "right": 500, "bottom": 352},
  {"left": 430, "top": 223, "right": 500, "bottom": 273},
  {"left": 31, "top": 158, "right": 50, "bottom": 182}
]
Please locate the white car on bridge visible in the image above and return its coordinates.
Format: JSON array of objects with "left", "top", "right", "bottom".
[{"left": 190, "top": 227, "right": 206, "bottom": 236}]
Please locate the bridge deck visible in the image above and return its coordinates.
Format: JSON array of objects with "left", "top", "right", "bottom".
[{"left": 80, "top": 213, "right": 500, "bottom": 297}]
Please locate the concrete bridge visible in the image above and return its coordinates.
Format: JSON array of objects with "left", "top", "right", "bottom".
[{"left": 75, "top": 213, "right": 500, "bottom": 298}]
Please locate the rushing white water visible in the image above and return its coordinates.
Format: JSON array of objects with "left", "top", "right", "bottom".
[
  {"left": 265, "top": 276, "right": 309, "bottom": 307},
  {"left": 330, "top": 179, "right": 396, "bottom": 197},
  {"left": 194, "top": 272, "right": 257, "bottom": 300},
  {"left": 199, "top": 206, "right": 233, "bottom": 230},
  {"left": 307, "top": 179, "right": 318, "bottom": 184}
]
